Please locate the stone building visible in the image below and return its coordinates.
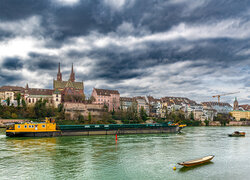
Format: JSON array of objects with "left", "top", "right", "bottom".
[
  {"left": 64, "top": 102, "right": 104, "bottom": 120},
  {"left": 24, "top": 84, "right": 57, "bottom": 106},
  {"left": 53, "top": 63, "right": 84, "bottom": 103},
  {"left": 233, "top": 97, "right": 239, "bottom": 110},
  {"left": 91, "top": 88, "right": 120, "bottom": 112},
  {"left": 0, "top": 86, "right": 24, "bottom": 101},
  {"left": 230, "top": 111, "right": 250, "bottom": 121}
]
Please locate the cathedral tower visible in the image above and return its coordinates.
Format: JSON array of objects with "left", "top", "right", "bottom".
[
  {"left": 69, "top": 63, "right": 75, "bottom": 82},
  {"left": 57, "top": 62, "right": 62, "bottom": 81}
]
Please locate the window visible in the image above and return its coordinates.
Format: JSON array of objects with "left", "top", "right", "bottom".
[
  {"left": 56, "top": 98, "right": 58, "bottom": 101},
  {"left": 56, "top": 94, "right": 58, "bottom": 97},
  {"left": 32, "top": 125, "right": 34, "bottom": 128},
  {"left": 42, "top": 125, "right": 45, "bottom": 128},
  {"left": 24, "top": 125, "right": 27, "bottom": 128},
  {"left": 29, "top": 125, "right": 31, "bottom": 128},
  {"left": 18, "top": 125, "right": 21, "bottom": 128}
]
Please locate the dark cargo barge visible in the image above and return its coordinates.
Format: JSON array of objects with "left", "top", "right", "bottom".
[{"left": 59, "top": 123, "right": 184, "bottom": 136}]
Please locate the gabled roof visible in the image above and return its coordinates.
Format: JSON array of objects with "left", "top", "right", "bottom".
[
  {"left": 239, "top": 104, "right": 250, "bottom": 111},
  {"left": 27, "top": 88, "right": 54, "bottom": 95},
  {"left": 0, "top": 86, "right": 24, "bottom": 92},
  {"left": 120, "top": 97, "right": 134, "bottom": 102},
  {"left": 53, "top": 80, "right": 83, "bottom": 90},
  {"left": 94, "top": 88, "right": 119, "bottom": 96}
]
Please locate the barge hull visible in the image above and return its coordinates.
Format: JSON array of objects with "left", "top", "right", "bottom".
[
  {"left": 61, "top": 126, "right": 179, "bottom": 136},
  {"left": 6, "top": 131, "right": 61, "bottom": 137}
]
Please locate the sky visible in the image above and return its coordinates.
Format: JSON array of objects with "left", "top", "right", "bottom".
[{"left": 0, "top": 0, "right": 249, "bottom": 104}]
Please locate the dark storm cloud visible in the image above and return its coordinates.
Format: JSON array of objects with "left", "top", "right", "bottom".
[
  {"left": 2, "top": 57, "right": 23, "bottom": 70},
  {"left": 0, "top": 0, "right": 249, "bottom": 103},
  {"left": 26, "top": 53, "right": 58, "bottom": 71}
]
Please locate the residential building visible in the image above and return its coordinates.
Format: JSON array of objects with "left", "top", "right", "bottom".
[
  {"left": 92, "top": 88, "right": 120, "bottom": 111},
  {"left": 120, "top": 97, "right": 135, "bottom": 110},
  {"left": 230, "top": 111, "right": 250, "bottom": 121},
  {"left": 0, "top": 86, "right": 24, "bottom": 101},
  {"left": 134, "top": 96, "right": 149, "bottom": 115}
]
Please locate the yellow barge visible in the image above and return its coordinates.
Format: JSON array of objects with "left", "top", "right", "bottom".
[{"left": 6, "top": 118, "right": 61, "bottom": 137}]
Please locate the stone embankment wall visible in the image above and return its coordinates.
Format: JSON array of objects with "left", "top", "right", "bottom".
[
  {"left": 0, "top": 119, "right": 25, "bottom": 127},
  {"left": 208, "top": 121, "right": 250, "bottom": 126}
]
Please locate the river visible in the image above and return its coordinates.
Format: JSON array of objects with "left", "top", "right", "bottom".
[{"left": 1, "top": 126, "right": 250, "bottom": 180}]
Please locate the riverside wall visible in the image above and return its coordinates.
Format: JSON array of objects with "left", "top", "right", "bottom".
[{"left": 0, "top": 119, "right": 26, "bottom": 128}]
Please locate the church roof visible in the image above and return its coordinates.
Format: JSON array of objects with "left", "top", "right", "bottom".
[
  {"left": 94, "top": 88, "right": 119, "bottom": 96},
  {"left": 53, "top": 80, "right": 83, "bottom": 90}
]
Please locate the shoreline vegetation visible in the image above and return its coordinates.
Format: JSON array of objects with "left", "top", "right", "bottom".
[{"left": 0, "top": 99, "right": 246, "bottom": 127}]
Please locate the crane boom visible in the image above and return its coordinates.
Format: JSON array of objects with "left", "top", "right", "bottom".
[{"left": 212, "top": 91, "right": 240, "bottom": 103}]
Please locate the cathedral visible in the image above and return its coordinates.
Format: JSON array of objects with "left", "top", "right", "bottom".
[{"left": 53, "top": 63, "right": 84, "bottom": 102}]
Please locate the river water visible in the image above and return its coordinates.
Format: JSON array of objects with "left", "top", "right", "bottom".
[{"left": 1, "top": 126, "right": 250, "bottom": 180}]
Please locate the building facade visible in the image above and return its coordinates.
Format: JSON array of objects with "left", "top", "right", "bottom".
[
  {"left": 92, "top": 88, "right": 120, "bottom": 112},
  {"left": 53, "top": 63, "right": 84, "bottom": 103},
  {"left": 230, "top": 111, "right": 250, "bottom": 121}
]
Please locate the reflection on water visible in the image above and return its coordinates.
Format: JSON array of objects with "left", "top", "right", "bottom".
[
  {"left": 179, "top": 162, "right": 214, "bottom": 172},
  {"left": 1, "top": 127, "right": 250, "bottom": 179}
]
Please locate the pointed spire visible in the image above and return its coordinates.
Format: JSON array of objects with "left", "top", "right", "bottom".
[
  {"left": 69, "top": 63, "right": 75, "bottom": 82},
  {"left": 57, "top": 62, "right": 62, "bottom": 81},
  {"left": 25, "top": 83, "right": 29, "bottom": 89}
]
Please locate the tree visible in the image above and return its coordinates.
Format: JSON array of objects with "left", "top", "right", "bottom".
[
  {"left": 6, "top": 97, "right": 10, "bottom": 106},
  {"left": 21, "top": 99, "right": 27, "bottom": 109},
  {"left": 15, "top": 93, "right": 21, "bottom": 107},
  {"left": 140, "top": 106, "right": 148, "bottom": 121},
  {"left": 189, "top": 111, "right": 194, "bottom": 120},
  {"left": 88, "top": 112, "right": 92, "bottom": 122}
]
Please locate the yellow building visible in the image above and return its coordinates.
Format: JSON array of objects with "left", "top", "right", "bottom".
[{"left": 230, "top": 111, "right": 250, "bottom": 121}]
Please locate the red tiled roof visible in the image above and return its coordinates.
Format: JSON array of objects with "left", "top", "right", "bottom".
[
  {"left": 120, "top": 97, "right": 134, "bottom": 102},
  {"left": 94, "top": 88, "right": 119, "bottom": 96},
  {"left": 27, "top": 88, "right": 54, "bottom": 95},
  {"left": 239, "top": 104, "right": 250, "bottom": 111},
  {"left": 0, "top": 86, "right": 24, "bottom": 92}
]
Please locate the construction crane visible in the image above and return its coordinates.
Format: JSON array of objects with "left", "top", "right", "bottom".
[{"left": 212, "top": 91, "right": 240, "bottom": 103}]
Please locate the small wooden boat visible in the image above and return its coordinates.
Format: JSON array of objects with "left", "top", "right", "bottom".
[
  {"left": 178, "top": 155, "right": 214, "bottom": 167},
  {"left": 228, "top": 131, "right": 245, "bottom": 137}
]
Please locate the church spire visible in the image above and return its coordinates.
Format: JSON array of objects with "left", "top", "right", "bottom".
[
  {"left": 69, "top": 63, "right": 75, "bottom": 82},
  {"left": 57, "top": 62, "right": 62, "bottom": 81}
]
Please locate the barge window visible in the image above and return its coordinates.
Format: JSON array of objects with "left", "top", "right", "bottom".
[
  {"left": 18, "top": 125, "right": 21, "bottom": 128},
  {"left": 42, "top": 125, "right": 45, "bottom": 128},
  {"left": 32, "top": 125, "right": 34, "bottom": 128},
  {"left": 24, "top": 125, "right": 27, "bottom": 128},
  {"left": 29, "top": 125, "right": 31, "bottom": 128}
]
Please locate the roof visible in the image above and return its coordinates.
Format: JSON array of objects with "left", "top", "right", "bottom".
[
  {"left": 94, "top": 88, "right": 119, "bottom": 96},
  {"left": 120, "top": 97, "right": 134, "bottom": 102},
  {"left": 239, "top": 104, "right": 250, "bottom": 111},
  {"left": 27, "top": 88, "right": 54, "bottom": 95},
  {"left": 202, "top": 102, "right": 232, "bottom": 107},
  {"left": 0, "top": 86, "right": 24, "bottom": 92},
  {"left": 53, "top": 80, "right": 83, "bottom": 90},
  {"left": 160, "top": 96, "right": 197, "bottom": 106}
]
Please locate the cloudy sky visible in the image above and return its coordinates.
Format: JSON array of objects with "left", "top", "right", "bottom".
[{"left": 0, "top": 0, "right": 249, "bottom": 104}]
